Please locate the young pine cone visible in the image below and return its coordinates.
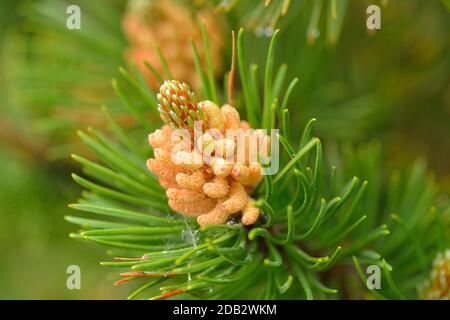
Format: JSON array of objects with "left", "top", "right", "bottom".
[
  {"left": 418, "top": 249, "right": 450, "bottom": 300},
  {"left": 122, "top": 0, "right": 225, "bottom": 90},
  {"left": 147, "top": 81, "right": 268, "bottom": 226},
  {"left": 157, "top": 80, "right": 205, "bottom": 128}
]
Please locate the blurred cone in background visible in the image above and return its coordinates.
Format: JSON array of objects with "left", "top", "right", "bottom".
[{"left": 123, "top": 0, "right": 226, "bottom": 90}]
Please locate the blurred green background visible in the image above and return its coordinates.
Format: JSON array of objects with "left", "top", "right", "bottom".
[
  {"left": 0, "top": 0, "right": 448, "bottom": 299},
  {"left": 0, "top": 0, "right": 125, "bottom": 299}
]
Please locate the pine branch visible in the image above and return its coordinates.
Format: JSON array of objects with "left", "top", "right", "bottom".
[
  {"left": 6, "top": 1, "right": 443, "bottom": 300},
  {"left": 67, "top": 29, "right": 401, "bottom": 300}
]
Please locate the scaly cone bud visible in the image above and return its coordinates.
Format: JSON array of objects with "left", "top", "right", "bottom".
[{"left": 157, "top": 80, "right": 205, "bottom": 129}]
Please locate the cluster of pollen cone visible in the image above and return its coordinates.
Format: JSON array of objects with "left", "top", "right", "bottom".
[
  {"left": 147, "top": 80, "right": 268, "bottom": 226},
  {"left": 419, "top": 249, "right": 450, "bottom": 299}
]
